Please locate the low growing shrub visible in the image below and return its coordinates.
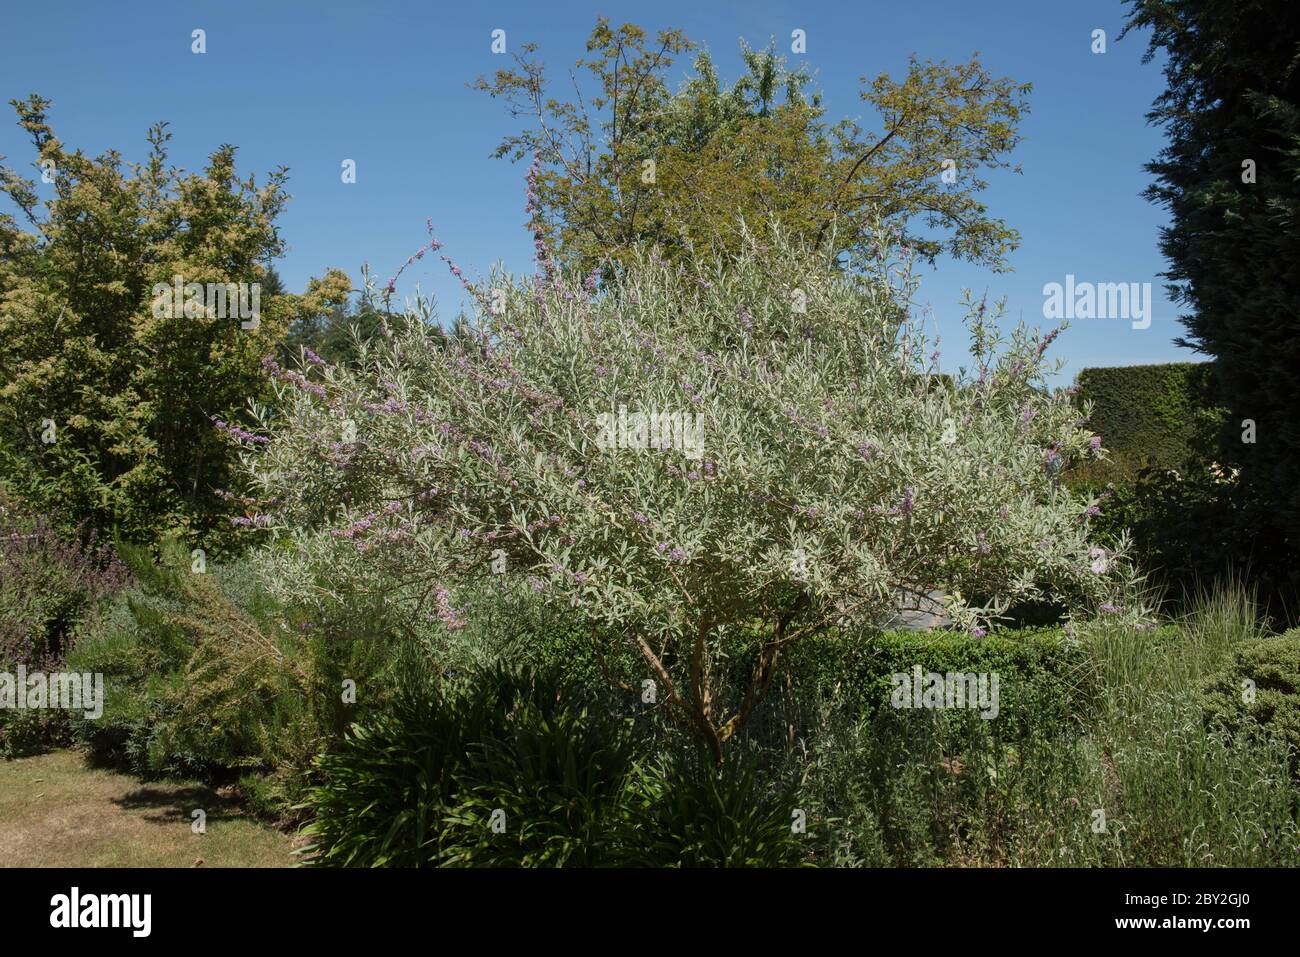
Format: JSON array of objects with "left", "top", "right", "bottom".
[
  {"left": 756, "top": 625, "right": 1096, "bottom": 748},
  {"left": 622, "top": 744, "right": 807, "bottom": 867},
  {"left": 1200, "top": 628, "right": 1300, "bottom": 781}
]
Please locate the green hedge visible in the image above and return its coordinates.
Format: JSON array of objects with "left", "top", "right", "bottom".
[
  {"left": 1074, "top": 362, "right": 1220, "bottom": 468},
  {"left": 1200, "top": 628, "right": 1300, "bottom": 780},
  {"left": 764, "top": 626, "right": 1095, "bottom": 743}
]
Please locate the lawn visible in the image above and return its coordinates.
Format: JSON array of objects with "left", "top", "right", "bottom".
[{"left": 0, "top": 750, "right": 296, "bottom": 868}]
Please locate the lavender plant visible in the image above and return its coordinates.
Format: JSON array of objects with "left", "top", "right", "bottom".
[
  {"left": 0, "top": 500, "right": 130, "bottom": 668},
  {"left": 239, "top": 225, "right": 1138, "bottom": 761}
]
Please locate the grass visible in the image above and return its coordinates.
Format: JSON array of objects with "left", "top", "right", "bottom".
[
  {"left": 0, "top": 750, "right": 296, "bottom": 867},
  {"left": 797, "top": 584, "right": 1300, "bottom": 867}
]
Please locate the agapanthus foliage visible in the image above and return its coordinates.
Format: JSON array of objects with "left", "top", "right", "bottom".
[{"left": 243, "top": 226, "right": 1136, "bottom": 759}]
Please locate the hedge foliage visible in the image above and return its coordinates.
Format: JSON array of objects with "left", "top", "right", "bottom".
[
  {"left": 1074, "top": 362, "right": 1220, "bottom": 469},
  {"left": 1200, "top": 628, "right": 1300, "bottom": 780},
  {"left": 768, "top": 626, "right": 1096, "bottom": 743}
]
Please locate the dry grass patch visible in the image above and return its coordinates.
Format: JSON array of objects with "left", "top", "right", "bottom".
[{"left": 0, "top": 750, "right": 296, "bottom": 867}]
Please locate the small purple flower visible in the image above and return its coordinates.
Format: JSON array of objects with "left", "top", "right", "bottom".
[
  {"left": 1036, "top": 327, "right": 1061, "bottom": 356},
  {"left": 901, "top": 486, "right": 915, "bottom": 517},
  {"left": 971, "top": 626, "right": 987, "bottom": 638}
]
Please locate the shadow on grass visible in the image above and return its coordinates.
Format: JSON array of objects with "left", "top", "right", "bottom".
[{"left": 112, "top": 784, "right": 248, "bottom": 826}]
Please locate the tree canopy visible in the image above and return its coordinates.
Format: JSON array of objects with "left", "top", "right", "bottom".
[
  {"left": 0, "top": 95, "right": 349, "bottom": 549},
  {"left": 476, "top": 19, "right": 1031, "bottom": 276}
]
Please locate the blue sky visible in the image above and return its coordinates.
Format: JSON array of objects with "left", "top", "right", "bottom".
[{"left": 0, "top": 0, "right": 1194, "bottom": 384}]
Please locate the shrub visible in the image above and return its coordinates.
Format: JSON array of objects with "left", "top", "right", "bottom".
[
  {"left": 441, "top": 671, "right": 639, "bottom": 867},
  {"left": 1087, "top": 465, "right": 1298, "bottom": 621},
  {"left": 1072, "top": 362, "right": 1220, "bottom": 475},
  {"left": 793, "top": 609, "right": 1300, "bottom": 867},
  {"left": 0, "top": 502, "right": 129, "bottom": 668},
  {"left": 66, "top": 541, "right": 339, "bottom": 797},
  {"left": 1200, "top": 628, "right": 1300, "bottom": 780},
  {"left": 765, "top": 625, "right": 1096, "bottom": 746},
  {"left": 0, "top": 499, "right": 129, "bottom": 758},
  {"left": 302, "top": 654, "right": 643, "bottom": 867},
  {"left": 298, "top": 646, "right": 466, "bottom": 867},
  {"left": 622, "top": 745, "right": 807, "bottom": 867},
  {"left": 247, "top": 228, "right": 1138, "bottom": 759}
]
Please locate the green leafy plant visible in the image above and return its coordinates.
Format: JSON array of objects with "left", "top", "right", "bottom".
[
  {"left": 247, "top": 227, "right": 1139, "bottom": 761},
  {"left": 622, "top": 744, "right": 806, "bottom": 867},
  {"left": 1201, "top": 628, "right": 1300, "bottom": 781}
]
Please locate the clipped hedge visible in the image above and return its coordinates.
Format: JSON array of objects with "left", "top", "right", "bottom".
[
  {"left": 763, "top": 626, "right": 1096, "bottom": 743},
  {"left": 1200, "top": 628, "right": 1300, "bottom": 780},
  {"left": 1074, "top": 362, "right": 1220, "bottom": 469}
]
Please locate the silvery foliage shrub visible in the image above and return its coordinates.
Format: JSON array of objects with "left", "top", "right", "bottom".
[{"left": 238, "top": 228, "right": 1139, "bottom": 754}]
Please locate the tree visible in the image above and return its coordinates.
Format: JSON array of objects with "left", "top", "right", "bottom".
[
  {"left": 279, "top": 286, "right": 388, "bottom": 369},
  {"left": 475, "top": 19, "right": 1031, "bottom": 276},
  {"left": 0, "top": 95, "right": 349, "bottom": 549},
  {"left": 244, "top": 229, "right": 1135, "bottom": 763},
  {"left": 1123, "top": 1, "right": 1300, "bottom": 556}
]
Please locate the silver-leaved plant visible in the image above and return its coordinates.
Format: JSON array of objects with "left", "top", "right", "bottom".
[{"left": 238, "top": 227, "right": 1139, "bottom": 759}]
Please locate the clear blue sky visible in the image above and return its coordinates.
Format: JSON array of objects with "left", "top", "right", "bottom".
[{"left": 0, "top": 0, "right": 1193, "bottom": 384}]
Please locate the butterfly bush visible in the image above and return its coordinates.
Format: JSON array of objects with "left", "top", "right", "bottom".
[{"left": 240, "top": 228, "right": 1138, "bottom": 758}]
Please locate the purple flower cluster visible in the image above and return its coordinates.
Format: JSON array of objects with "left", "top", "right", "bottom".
[
  {"left": 363, "top": 396, "right": 409, "bottom": 415},
  {"left": 434, "top": 587, "right": 467, "bottom": 631},
  {"left": 525, "top": 153, "right": 556, "bottom": 284},
  {"left": 329, "top": 501, "right": 404, "bottom": 540},
  {"left": 383, "top": 224, "right": 445, "bottom": 295},
  {"left": 211, "top": 417, "right": 270, "bottom": 445},
  {"left": 787, "top": 407, "right": 829, "bottom": 438},
  {"left": 1036, "top": 326, "right": 1062, "bottom": 356},
  {"left": 230, "top": 514, "right": 271, "bottom": 528},
  {"left": 262, "top": 356, "right": 328, "bottom": 401}
]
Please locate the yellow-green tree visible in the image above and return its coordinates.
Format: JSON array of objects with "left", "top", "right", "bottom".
[
  {"left": 476, "top": 20, "right": 1031, "bottom": 275},
  {"left": 0, "top": 95, "right": 349, "bottom": 550}
]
